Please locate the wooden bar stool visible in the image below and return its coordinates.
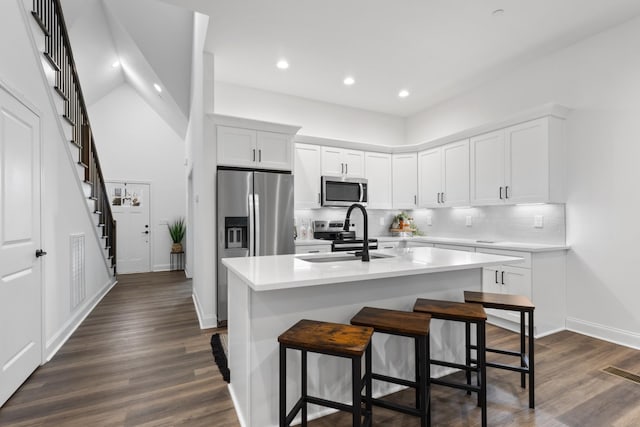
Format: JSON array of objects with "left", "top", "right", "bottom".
[
  {"left": 413, "top": 298, "right": 488, "bottom": 427},
  {"left": 278, "top": 319, "right": 374, "bottom": 427},
  {"left": 350, "top": 307, "right": 431, "bottom": 427},
  {"left": 463, "top": 291, "right": 535, "bottom": 408}
]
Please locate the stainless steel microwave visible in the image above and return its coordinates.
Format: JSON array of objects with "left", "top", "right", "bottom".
[{"left": 321, "top": 176, "right": 368, "bottom": 207}]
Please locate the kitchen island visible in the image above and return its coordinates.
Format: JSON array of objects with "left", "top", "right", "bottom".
[{"left": 222, "top": 246, "right": 521, "bottom": 427}]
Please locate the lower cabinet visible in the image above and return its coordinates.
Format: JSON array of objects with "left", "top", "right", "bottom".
[
  {"left": 295, "top": 244, "right": 331, "bottom": 254},
  {"left": 476, "top": 247, "right": 565, "bottom": 336},
  {"left": 378, "top": 241, "right": 400, "bottom": 250}
]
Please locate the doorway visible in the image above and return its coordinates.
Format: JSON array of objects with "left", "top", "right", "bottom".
[
  {"left": 0, "top": 85, "right": 43, "bottom": 407},
  {"left": 105, "top": 181, "right": 151, "bottom": 274}
]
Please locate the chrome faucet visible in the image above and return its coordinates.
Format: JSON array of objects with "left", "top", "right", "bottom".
[{"left": 344, "top": 203, "right": 369, "bottom": 262}]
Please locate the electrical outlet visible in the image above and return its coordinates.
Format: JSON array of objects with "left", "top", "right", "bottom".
[
  {"left": 466, "top": 215, "right": 472, "bottom": 227},
  {"left": 379, "top": 217, "right": 385, "bottom": 226},
  {"left": 534, "top": 215, "right": 544, "bottom": 228},
  {"left": 426, "top": 215, "right": 432, "bottom": 226}
]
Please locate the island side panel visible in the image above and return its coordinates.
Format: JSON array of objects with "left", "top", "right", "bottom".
[
  {"left": 227, "top": 272, "right": 251, "bottom": 427},
  {"left": 236, "top": 268, "right": 481, "bottom": 427}
]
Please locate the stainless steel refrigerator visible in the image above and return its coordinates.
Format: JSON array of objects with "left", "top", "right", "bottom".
[{"left": 216, "top": 169, "right": 295, "bottom": 325}]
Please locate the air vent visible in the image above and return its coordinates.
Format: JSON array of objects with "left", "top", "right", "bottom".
[
  {"left": 70, "top": 233, "right": 86, "bottom": 310},
  {"left": 601, "top": 366, "right": 640, "bottom": 384}
]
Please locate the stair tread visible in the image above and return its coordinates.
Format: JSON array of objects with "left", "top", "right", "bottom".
[
  {"left": 31, "top": 12, "right": 50, "bottom": 37},
  {"left": 54, "top": 86, "right": 68, "bottom": 101},
  {"left": 63, "top": 114, "right": 76, "bottom": 126},
  {"left": 43, "top": 52, "right": 61, "bottom": 72}
]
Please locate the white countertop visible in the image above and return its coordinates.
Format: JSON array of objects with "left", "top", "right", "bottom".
[
  {"left": 222, "top": 246, "right": 522, "bottom": 292},
  {"left": 294, "top": 235, "right": 568, "bottom": 252}
]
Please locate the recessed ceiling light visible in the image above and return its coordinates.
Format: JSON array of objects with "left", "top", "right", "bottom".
[
  {"left": 343, "top": 76, "right": 355, "bottom": 86},
  {"left": 153, "top": 83, "right": 162, "bottom": 93},
  {"left": 492, "top": 9, "right": 505, "bottom": 16},
  {"left": 111, "top": 60, "right": 120, "bottom": 68},
  {"left": 398, "top": 89, "right": 410, "bottom": 98},
  {"left": 276, "top": 59, "right": 289, "bottom": 70}
]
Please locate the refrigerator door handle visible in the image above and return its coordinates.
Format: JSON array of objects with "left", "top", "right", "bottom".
[
  {"left": 359, "top": 183, "right": 365, "bottom": 202},
  {"left": 254, "top": 194, "right": 260, "bottom": 256},
  {"left": 248, "top": 194, "right": 255, "bottom": 256}
]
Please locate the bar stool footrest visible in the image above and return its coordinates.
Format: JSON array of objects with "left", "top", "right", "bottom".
[
  {"left": 470, "top": 344, "right": 524, "bottom": 358},
  {"left": 431, "top": 377, "right": 481, "bottom": 393},
  {"left": 431, "top": 358, "right": 479, "bottom": 373},
  {"left": 370, "top": 396, "right": 429, "bottom": 417},
  {"left": 306, "top": 395, "right": 354, "bottom": 413},
  {"left": 371, "top": 372, "right": 418, "bottom": 389}
]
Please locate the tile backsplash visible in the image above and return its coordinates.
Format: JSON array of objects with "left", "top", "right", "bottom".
[{"left": 295, "top": 204, "right": 565, "bottom": 245}]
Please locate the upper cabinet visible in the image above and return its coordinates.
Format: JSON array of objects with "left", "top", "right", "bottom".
[
  {"left": 470, "top": 117, "right": 565, "bottom": 205},
  {"left": 321, "top": 147, "right": 365, "bottom": 177},
  {"left": 294, "top": 144, "right": 322, "bottom": 209},
  {"left": 392, "top": 153, "right": 418, "bottom": 209},
  {"left": 217, "top": 125, "right": 295, "bottom": 171},
  {"left": 365, "top": 152, "right": 392, "bottom": 209},
  {"left": 418, "top": 139, "right": 469, "bottom": 208}
]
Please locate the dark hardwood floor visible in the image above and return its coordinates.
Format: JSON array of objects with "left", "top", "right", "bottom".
[{"left": 1, "top": 271, "right": 638, "bottom": 426}]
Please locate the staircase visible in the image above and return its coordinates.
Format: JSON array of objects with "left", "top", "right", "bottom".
[{"left": 27, "top": 0, "right": 116, "bottom": 274}]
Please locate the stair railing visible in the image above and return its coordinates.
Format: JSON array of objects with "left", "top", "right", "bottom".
[{"left": 31, "top": 0, "right": 117, "bottom": 273}]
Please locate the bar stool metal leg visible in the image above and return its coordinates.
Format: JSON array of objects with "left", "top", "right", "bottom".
[
  {"left": 478, "top": 320, "right": 487, "bottom": 427},
  {"left": 280, "top": 344, "right": 286, "bottom": 427},
  {"left": 301, "top": 350, "right": 308, "bottom": 426},
  {"left": 352, "top": 356, "right": 362, "bottom": 426},
  {"left": 365, "top": 343, "right": 372, "bottom": 422},
  {"left": 465, "top": 322, "right": 471, "bottom": 394},
  {"left": 520, "top": 311, "right": 526, "bottom": 389},
  {"left": 425, "top": 336, "right": 431, "bottom": 427},
  {"left": 529, "top": 310, "right": 535, "bottom": 409},
  {"left": 417, "top": 335, "right": 428, "bottom": 427}
]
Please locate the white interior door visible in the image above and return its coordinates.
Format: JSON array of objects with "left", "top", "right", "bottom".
[
  {"left": 106, "top": 182, "right": 151, "bottom": 274},
  {"left": 0, "top": 87, "right": 42, "bottom": 407}
]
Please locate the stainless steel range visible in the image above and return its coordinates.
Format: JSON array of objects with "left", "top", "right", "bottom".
[{"left": 313, "top": 220, "right": 377, "bottom": 252}]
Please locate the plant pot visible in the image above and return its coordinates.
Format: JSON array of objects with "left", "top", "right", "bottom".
[{"left": 171, "top": 243, "right": 183, "bottom": 253}]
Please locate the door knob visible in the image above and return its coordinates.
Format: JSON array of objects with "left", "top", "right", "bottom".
[
  {"left": 143, "top": 231, "right": 150, "bottom": 234},
  {"left": 36, "top": 249, "right": 47, "bottom": 257}
]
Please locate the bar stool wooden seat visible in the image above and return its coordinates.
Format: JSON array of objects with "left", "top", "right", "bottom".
[
  {"left": 278, "top": 319, "right": 374, "bottom": 427},
  {"left": 350, "top": 307, "right": 431, "bottom": 427},
  {"left": 413, "top": 298, "right": 488, "bottom": 427},
  {"left": 463, "top": 291, "right": 535, "bottom": 408}
]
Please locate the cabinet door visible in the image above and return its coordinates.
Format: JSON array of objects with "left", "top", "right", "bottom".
[
  {"left": 470, "top": 130, "right": 505, "bottom": 205},
  {"left": 378, "top": 241, "right": 399, "bottom": 250},
  {"left": 217, "top": 126, "right": 256, "bottom": 168},
  {"left": 482, "top": 266, "right": 503, "bottom": 295},
  {"left": 321, "top": 147, "right": 344, "bottom": 176},
  {"left": 365, "top": 152, "right": 392, "bottom": 209},
  {"left": 501, "top": 266, "right": 532, "bottom": 323},
  {"left": 505, "top": 118, "right": 549, "bottom": 203},
  {"left": 418, "top": 148, "right": 441, "bottom": 208},
  {"left": 344, "top": 149, "right": 365, "bottom": 177},
  {"left": 294, "top": 144, "right": 321, "bottom": 209},
  {"left": 392, "top": 153, "right": 418, "bottom": 209},
  {"left": 295, "top": 244, "right": 331, "bottom": 254},
  {"left": 256, "top": 131, "right": 292, "bottom": 171},
  {"left": 442, "top": 139, "right": 470, "bottom": 207}
]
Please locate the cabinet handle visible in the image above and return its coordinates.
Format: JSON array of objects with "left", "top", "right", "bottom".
[
  {"left": 414, "top": 195, "right": 417, "bottom": 204},
  {"left": 318, "top": 193, "right": 321, "bottom": 203},
  {"left": 499, "top": 186, "right": 503, "bottom": 199},
  {"left": 501, "top": 271, "right": 505, "bottom": 285},
  {"left": 259, "top": 149, "right": 262, "bottom": 162},
  {"left": 341, "top": 163, "right": 344, "bottom": 174},
  {"left": 442, "top": 192, "right": 446, "bottom": 203},
  {"left": 437, "top": 193, "right": 441, "bottom": 203},
  {"left": 253, "top": 149, "right": 256, "bottom": 161},
  {"left": 505, "top": 185, "right": 509, "bottom": 199},
  {"left": 495, "top": 270, "right": 498, "bottom": 284},
  {"left": 383, "top": 246, "right": 394, "bottom": 249},
  {"left": 345, "top": 163, "right": 348, "bottom": 174},
  {"left": 308, "top": 250, "right": 320, "bottom": 253}
]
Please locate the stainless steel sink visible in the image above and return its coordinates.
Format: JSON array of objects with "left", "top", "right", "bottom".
[{"left": 298, "top": 253, "right": 395, "bottom": 263}]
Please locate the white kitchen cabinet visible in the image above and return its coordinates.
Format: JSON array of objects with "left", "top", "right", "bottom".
[
  {"left": 294, "top": 144, "right": 322, "bottom": 209},
  {"left": 378, "top": 241, "right": 400, "bottom": 250},
  {"left": 470, "top": 117, "right": 565, "bottom": 205},
  {"left": 404, "top": 241, "right": 433, "bottom": 248},
  {"left": 365, "top": 152, "right": 392, "bottom": 209},
  {"left": 418, "top": 140, "right": 469, "bottom": 208},
  {"left": 218, "top": 126, "right": 292, "bottom": 171},
  {"left": 295, "top": 244, "right": 331, "bottom": 254},
  {"left": 321, "top": 147, "right": 364, "bottom": 177},
  {"left": 392, "top": 153, "right": 418, "bottom": 209},
  {"left": 434, "top": 244, "right": 475, "bottom": 252}
]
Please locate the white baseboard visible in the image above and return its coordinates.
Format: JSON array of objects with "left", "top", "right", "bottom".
[
  {"left": 45, "top": 277, "right": 118, "bottom": 361},
  {"left": 566, "top": 317, "right": 639, "bottom": 350},
  {"left": 192, "top": 292, "right": 217, "bottom": 329},
  {"left": 228, "top": 384, "right": 247, "bottom": 427},
  {"left": 153, "top": 264, "right": 170, "bottom": 272}
]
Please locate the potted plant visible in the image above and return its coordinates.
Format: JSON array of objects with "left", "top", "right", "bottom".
[
  {"left": 392, "top": 211, "right": 410, "bottom": 230},
  {"left": 168, "top": 217, "right": 186, "bottom": 253}
]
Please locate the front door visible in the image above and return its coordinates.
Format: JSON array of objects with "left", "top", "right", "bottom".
[
  {"left": 106, "top": 182, "right": 151, "bottom": 274},
  {"left": 0, "top": 86, "right": 42, "bottom": 407}
]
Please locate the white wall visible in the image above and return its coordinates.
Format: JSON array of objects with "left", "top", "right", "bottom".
[
  {"left": 1, "top": 0, "right": 114, "bottom": 359},
  {"left": 215, "top": 81, "right": 405, "bottom": 146},
  {"left": 185, "top": 12, "right": 216, "bottom": 328},
  {"left": 406, "top": 16, "right": 640, "bottom": 348},
  {"left": 88, "top": 84, "right": 186, "bottom": 271}
]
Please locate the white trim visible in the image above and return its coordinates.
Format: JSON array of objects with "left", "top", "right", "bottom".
[
  {"left": 153, "top": 264, "right": 170, "bottom": 272},
  {"left": 45, "top": 278, "right": 117, "bottom": 361},
  {"left": 208, "top": 113, "right": 301, "bottom": 135},
  {"left": 566, "top": 317, "right": 640, "bottom": 350},
  {"left": 192, "top": 292, "right": 217, "bottom": 329},
  {"left": 295, "top": 103, "right": 571, "bottom": 154},
  {"left": 228, "top": 384, "right": 247, "bottom": 427}
]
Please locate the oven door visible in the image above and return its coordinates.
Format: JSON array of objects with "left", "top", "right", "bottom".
[{"left": 321, "top": 176, "right": 368, "bottom": 207}]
